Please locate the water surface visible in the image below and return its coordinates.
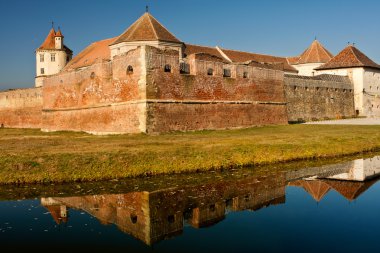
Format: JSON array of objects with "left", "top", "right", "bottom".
[{"left": 1, "top": 155, "right": 380, "bottom": 252}]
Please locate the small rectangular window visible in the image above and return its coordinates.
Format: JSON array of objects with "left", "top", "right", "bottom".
[
  {"left": 41, "top": 68, "right": 45, "bottom": 75},
  {"left": 223, "top": 69, "right": 231, "bottom": 78},
  {"left": 51, "top": 53, "right": 56, "bottom": 62},
  {"left": 40, "top": 54, "right": 44, "bottom": 62}
]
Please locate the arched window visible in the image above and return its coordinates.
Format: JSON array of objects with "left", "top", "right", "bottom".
[
  {"left": 164, "top": 64, "right": 171, "bottom": 73},
  {"left": 127, "top": 65, "right": 133, "bottom": 74},
  {"left": 243, "top": 72, "right": 248, "bottom": 78},
  {"left": 90, "top": 72, "right": 96, "bottom": 79},
  {"left": 207, "top": 68, "right": 214, "bottom": 76}
]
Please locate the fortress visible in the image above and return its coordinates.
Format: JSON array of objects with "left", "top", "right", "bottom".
[{"left": 1, "top": 11, "right": 380, "bottom": 134}]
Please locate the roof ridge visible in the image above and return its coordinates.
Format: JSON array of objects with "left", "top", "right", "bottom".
[
  {"left": 220, "top": 47, "right": 284, "bottom": 59},
  {"left": 148, "top": 13, "right": 180, "bottom": 42},
  {"left": 147, "top": 13, "right": 159, "bottom": 40}
]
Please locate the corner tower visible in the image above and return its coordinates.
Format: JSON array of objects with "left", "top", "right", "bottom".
[
  {"left": 35, "top": 27, "right": 73, "bottom": 87},
  {"left": 109, "top": 12, "right": 184, "bottom": 59},
  {"left": 288, "top": 40, "right": 334, "bottom": 76}
]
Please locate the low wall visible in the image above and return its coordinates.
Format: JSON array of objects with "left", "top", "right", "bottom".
[
  {"left": 0, "top": 87, "right": 42, "bottom": 128},
  {"left": 285, "top": 74, "right": 355, "bottom": 122}
]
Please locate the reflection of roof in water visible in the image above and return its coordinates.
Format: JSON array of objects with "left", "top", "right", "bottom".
[
  {"left": 288, "top": 180, "right": 331, "bottom": 202},
  {"left": 289, "top": 178, "right": 379, "bottom": 202},
  {"left": 323, "top": 179, "right": 378, "bottom": 201}
]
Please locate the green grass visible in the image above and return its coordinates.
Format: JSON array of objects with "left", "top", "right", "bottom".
[{"left": 1, "top": 124, "right": 380, "bottom": 184}]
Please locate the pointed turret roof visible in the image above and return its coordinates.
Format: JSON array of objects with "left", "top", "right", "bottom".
[
  {"left": 55, "top": 28, "right": 63, "bottom": 37},
  {"left": 316, "top": 45, "right": 380, "bottom": 70},
  {"left": 111, "top": 13, "right": 181, "bottom": 45},
  {"left": 38, "top": 28, "right": 56, "bottom": 50},
  {"left": 289, "top": 180, "right": 331, "bottom": 202},
  {"left": 298, "top": 40, "right": 334, "bottom": 64},
  {"left": 37, "top": 27, "right": 72, "bottom": 53}
]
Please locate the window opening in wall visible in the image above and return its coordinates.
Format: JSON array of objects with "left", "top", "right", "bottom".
[
  {"left": 223, "top": 69, "right": 231, "bottom": 78},
  {"left": 51, "top": 53, "right": 56, "bottom": 62},
  {"left": 127, "top": 65, "right": 133, "bottom": 74},
  {"left": 90, "top": 72, "right": 95, "bottom": 79},
  {"left": 180, "top": 62, "right": 190, "bottom": 74},
  {"left": 130, "top": 214, "right": 138, "bottom": 224},
  {"left": 207, "top": 68, "right": 214, "bottom": 76},
  {"left": 167, "top": 215, "right": 175, "bottom": 224},
  {"left": 164, "top": 64, "right": 171, "bottom": 73},
  {"left": 40, "top": 54, "right": 44, "bottom": 62},
  {"left": 243, "top": 72, "right": 248, "bottom": 78},
  {"left": 370, "top": 86, "right": 372, "bottom": 90},
  {"left": 40, "top": 68, "right": 45, "bottom": 75}
]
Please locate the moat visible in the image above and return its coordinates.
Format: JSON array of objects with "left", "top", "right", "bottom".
[{"left": 1, "top": 155, "right": 380, "bottom": 252}]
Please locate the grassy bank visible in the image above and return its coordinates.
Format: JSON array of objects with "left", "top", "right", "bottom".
[{"left": 1, "top": 125, "right": 380, "bottom": 184}]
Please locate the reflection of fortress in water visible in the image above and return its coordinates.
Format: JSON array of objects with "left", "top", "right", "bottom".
[{"left": 41, "top": 157, "right": 380, "bottom": 245}]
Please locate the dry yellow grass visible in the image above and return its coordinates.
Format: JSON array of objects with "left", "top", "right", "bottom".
[{"left": 1, "top": 124, "right": 380, "bottom": 184}]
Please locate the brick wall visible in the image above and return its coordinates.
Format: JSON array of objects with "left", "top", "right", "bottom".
[
  {"left": 285, "top": 75, "right": 355, "bottom": 122},
  {"left": 0, "top": 87, "right": 42, "bottom": 128},
  {"left": 42, "top": 48, "right": 145, "bottom": 133},
  {"left": 145, "top": 46, "right": 288, "bottom": 133}
]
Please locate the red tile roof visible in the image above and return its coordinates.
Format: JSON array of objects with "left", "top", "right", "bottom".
[
  {"left": 112, "top": 13, "right": 181, "bottom": 45},
  {"left": 63, "top": 37, "right": 116, "bottom": 70},
  {"left": 287, "top": 56, "right": 300, "bottom": 65},
  {"left": 297, "top": 40, "right": 334, "bottom": 64},
  {"left": 220, "top": 48, "right": 298, "bottom": 73},
  {"left": 55, "top": 28, "right": 63, "bottom": 37},
  {"left": 289, "top": 180, "right": 331, "bottom": 202},
  {"left": 184, "top": 44, "right": 224, "bottom": 59},
  {"left": 38, "top": 28, "right": 72, "bottom": 54},
  {"left": 323, "top": 179, "right": 377, "bottom": 201},
  {"left": 316, "top": 45, "right": 380, "bottom": 70}
]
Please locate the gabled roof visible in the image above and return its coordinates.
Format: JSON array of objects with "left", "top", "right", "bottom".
[
  {"left": 38, "top": 27, "right": 72, "bottom": 54},
  {"left": 63, "top": 37, "right": 116, "bottom": 71},
  {"left": 297, "top": 40, "right": 334, "bottom": 64},
  {"left": 220, "top": 48, "right": 298, "bottom": 73},
  {"left": 111, "top": 13, "right": 181, "bottom": 45},
  {"left": 316, "top": 45, "right": 380, "bottom": 70}
]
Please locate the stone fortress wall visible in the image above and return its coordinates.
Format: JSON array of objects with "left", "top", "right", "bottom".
[
  {"left": 0, "top": 87, "right": 42, "bottom": 129},
  {"left": 284, "top": 74, "right": 355, "bottom": 122},
  {"left": 0, "top": 45, "right": 357, "bottom": 133},
  {"left": 39, "top": 45, "right": 289, "bottom": 134}
]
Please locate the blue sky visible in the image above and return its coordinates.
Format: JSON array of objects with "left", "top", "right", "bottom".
[{"left": 0, "top": 0, "right": 379, "bottom": 89}]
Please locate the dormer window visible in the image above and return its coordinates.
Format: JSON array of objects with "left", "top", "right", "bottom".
[
  {"left": 51, "top": 53, "right": 56, "bottom": 62},
  {"left": 40, "top": 54, "right": 44, "bottom": 62}
]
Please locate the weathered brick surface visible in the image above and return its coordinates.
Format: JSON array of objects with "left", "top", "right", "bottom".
[
  {"left": 285, "top": 75, "right": 355, "bottom": 121},
  {"left": 147, "top": 103, "right": 288, "bottom": 133},
  {"left": 0, "top": 88, "right": 42, "bottom": 128},
  {"left": 45, "top": 171, "right": 285, "bottom": 244},
  {"left": 42, "top": 48, "right": 144, "bottom": 133}
]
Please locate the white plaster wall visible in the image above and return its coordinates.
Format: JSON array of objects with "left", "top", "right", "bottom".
[
  {"left": 292, "top": 63, "right": 323, "bottom": 76},
  {"left": 110, "top": 41, "right": 183, "bottom": 59},
  {"left": 362, "top": 69, "right": 380, "bottom": 117},
  {"left": 35, "top": 50, "right": 68, "bottom": 87},
  {"left": 327, "top": 156, "right": 380, "bottom": 181}
]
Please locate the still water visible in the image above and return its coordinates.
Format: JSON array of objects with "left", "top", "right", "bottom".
[{"left": 1, "top": 156, "right": 380, "bottom": 252}]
